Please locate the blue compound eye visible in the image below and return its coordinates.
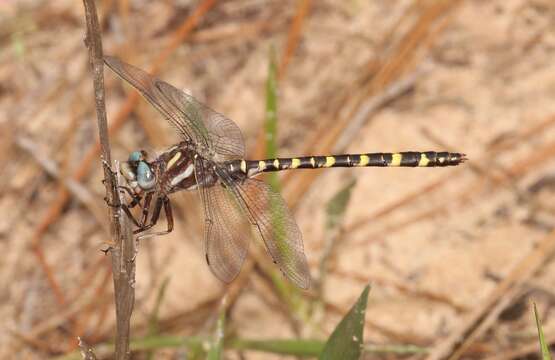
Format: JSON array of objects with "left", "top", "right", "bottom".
[
  {"left": 137, "top": 161, "right": 156, "bottom": 190},
  {"left": 128, "top": 151, "right": 142, "bottom": 162}
]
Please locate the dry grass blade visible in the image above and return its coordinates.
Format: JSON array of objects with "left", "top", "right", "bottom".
[
  {"left": 482, "top": 333, "right": 555, "bottom": 360},
  {"left": 278, "top": 0, "right": 313, "bottom": 79},
  {"left": 427, "top": 231, "right": 555, "bottom": 360}
]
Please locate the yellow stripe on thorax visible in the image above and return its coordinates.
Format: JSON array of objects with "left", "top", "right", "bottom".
[
  {"left": 240, "top": 160, "right": 247, "bottom": 173},
  {"left": 324, "top": 156, "right": 336, "bottom": 167},
  {"left": 390, "top": 153, "right": 402, "bottom": 166},
  {"left": 166, "top": 152, "right": 181, "bottom": 170}
]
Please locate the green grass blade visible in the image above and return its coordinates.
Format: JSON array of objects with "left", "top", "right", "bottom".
[
  {"left": 230, "top": 338, "right": 324, "bottom": 357},
  {"left": 261, "top": 47, "right": 310, "bottom": 315},
  {"left": 319, "top": 285, "right": 371, "bottom": 360},
  {"left": 11, "top": 31, "right": 26, "bottom": 60},
  {"left": 265, "top": 45, "right": 280, "bottom": 192},
  {"left": 533, "top": 302, "right": 552, "bottom": 360},
  {"left": 146, "top": 277, "right": 170, "bottom": 360},
  {"left": 207, "top": 298, "right": 227, "bottom": 360}
]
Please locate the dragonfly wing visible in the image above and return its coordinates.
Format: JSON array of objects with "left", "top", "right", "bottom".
[
  {"left": 157, "top": 82, "right": 245, "bottom": 160},
  {"left": 104, "top": 56, "right": 245, "bottom": 160},
  {"left": 231, "top": 178, "right": 311, "bottom": 289},
  {"left": 194, "top": 159, "right": 250, "bottom": 283}
]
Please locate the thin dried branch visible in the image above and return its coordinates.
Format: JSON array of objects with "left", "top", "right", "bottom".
[
  {"left": 15, "top": 136, "right": 109, "bottom": 233},
  {"left": 278, "top": 0, "right": 313, "bottom": 79},
  {"left": 83, "top": 0, "right": 135, "bottom": 359}
]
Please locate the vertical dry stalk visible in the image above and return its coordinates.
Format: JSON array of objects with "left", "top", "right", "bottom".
[{"left": 82, "top": 1, "right": 136, "bottom": 359}]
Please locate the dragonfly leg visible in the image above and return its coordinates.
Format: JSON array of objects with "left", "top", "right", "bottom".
[
  {"left": 118, "top": 186, "right": 142, "bottom": 208},
  {"left": 132, "top": 197, "right": 172, "bottom": 261},
  {"left": 163, "top": 197, "right": 174, "bottom": 234},
  {"left": 134, "top": 194, "right": 160, "bottom": 234},
  {"left": 121, "top": 204, "right": 142, "bottom": 228},
  {"left": 135, "top": 197, "right": 173, "bottom": 236},
  {"left": 138, "top": 192, "right": 153, "bottom": 228},
  {"left": 103, "top": 185, "right": 141, "bottom": 208}
]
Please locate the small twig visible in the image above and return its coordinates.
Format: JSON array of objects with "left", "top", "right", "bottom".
[
  {"left": 278, "top": 0, "right": 313, "bottom": 80},
  {"left": 82, "top": 1, "right": 135, "bottom": 359},
  {"left": 15, "top": 136, "right": 109, "bottom": 233},
  {"left": 333, "top": 69, "right": 423, "bottom": 152}
]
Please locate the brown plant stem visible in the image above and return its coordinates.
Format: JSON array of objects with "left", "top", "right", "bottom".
[{"left": 83, "top": 0, "right": 135, "bottom": 359}]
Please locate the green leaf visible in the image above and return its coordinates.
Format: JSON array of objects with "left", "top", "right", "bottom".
[
  {"left": 317, "top": 179, "right": 357, "bottom": 299},
  {"left": 326, "top": 179, "right": 356, "bottom": 230},
  {"left": 533, "top": 302, "right": 552, "bottom": 360},
  {"left": 325, "top": 178, "right": 357, "bottom": 231},
  {"left": 319, "top": 285, "right": 370, "bottom": 360}
]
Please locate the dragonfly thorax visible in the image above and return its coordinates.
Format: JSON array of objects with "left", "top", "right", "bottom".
[{"left": 121, "top": 150, "right": 156, "bottom": 193}]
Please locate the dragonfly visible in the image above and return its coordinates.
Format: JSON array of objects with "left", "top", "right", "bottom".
[{"left": 104, "top": 56, "right": 466, "bottom": 289}]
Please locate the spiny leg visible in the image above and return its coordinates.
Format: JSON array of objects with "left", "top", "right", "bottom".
[
  {"left": 137, "top": 197, "right": 173, "bottom": 239},
  {"left": 158, "top": 197, "right": 174, "bottom": 235},
  {"left": 138, "top": 192, "right": 154, "bottom": 229},
  {"left": 118, "top": 186, "right": 142, "bottom": 208},
  {"left": 107, "top": 189, "right": 145, "bottom": 229},
  {"left": 136, "top": 197, "right": 174, "bottom": 238},
  {"left": 103, "top": 185, "right": 142, "bottom": 209},
  {"left": 134, "top": 194, "right": 161, "bottom": 235},
  {"left": 102, "top": 185, "right": 144, "bottom": 232}
]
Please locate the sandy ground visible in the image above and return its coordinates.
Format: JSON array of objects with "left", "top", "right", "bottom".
[{"left": 1, "top": 0, "right": 555, "bottom": 359}]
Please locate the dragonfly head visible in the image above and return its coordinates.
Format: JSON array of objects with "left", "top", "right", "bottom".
[{"left": 121, "top": 150, "right": 156, "bottom": 192}]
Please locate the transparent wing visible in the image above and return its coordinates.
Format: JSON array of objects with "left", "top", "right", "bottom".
[
  {"left": 213, "top": 169, "right": 310, "bottom": 289},
  {"left": 194, "top": 158, "right": 250, "bottom": 283},
  {"left": 195, "top": 159, "right": 310, "bottom": 288},
  {"left": 104, "top": 56, "right": 245, "bottom": 160},
  {"left": 157, "top": 82, "right": 245, "bottom": 160},
  {"left": 233, "top": 178, "right": 311, "bottom": 289}
]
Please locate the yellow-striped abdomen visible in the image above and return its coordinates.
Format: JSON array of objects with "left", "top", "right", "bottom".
[
  {"left": 324, "top": 156, "right": 336, "bottom": 167},
  {"left": 359, "top": 155, "right": 369, "bottom": 166},
  {"left": 390, "top": 153, "right": 402, "bottom": 166},
  {"left": 418, "top": 153, "right": 430, "bottom": 167}
]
